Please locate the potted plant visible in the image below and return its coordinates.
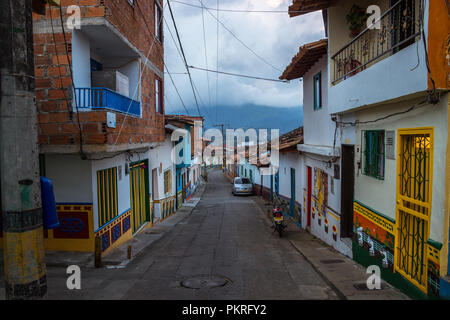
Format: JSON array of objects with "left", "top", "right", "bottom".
[{"left": 346, "top": 4, "right": 369, "bottom": 38}]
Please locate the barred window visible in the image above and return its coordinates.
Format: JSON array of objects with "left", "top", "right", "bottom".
[
  {"left": 97, "top": 167, "right": 118, "bottom": 227},
  {"left": 363, "top": 130, "right": 385, "bottom": 180},
  {"left": 164, "top": 169, "right": 172, "bottom": 194}
]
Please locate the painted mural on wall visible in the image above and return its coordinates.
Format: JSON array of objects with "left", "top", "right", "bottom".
[
  {"left": 353, "top": 201, "right": 395, "bottom": 270},
  {"left": 314, "top": 168, "right": 328, "bottom": 216},
  {"left": 427, "top": 242, "right": 441, "bottom": 297}
]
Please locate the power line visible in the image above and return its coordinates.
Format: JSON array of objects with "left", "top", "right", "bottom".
[
  {"left": 216, "top": 0, "right": 219, "bottom": 125},
  {"left": 197, "top": 0, "right": 283, "bottom": 73},
  {"left": 164, "top": 62, "right": 190, "bottom": 115},
  {"left": 56, "top": 6, "right": 86, "bottom": 159},
  {"left": 189, "top": 65, "right": 289, "bottom": 83},
  {"left": 332, "top": 99, "right": 429, "bottom": 126},
  {"left": 133, "top": 1, "right": 191, "bottom": 117},
  {"left": 163, "top": 14, "right": 216, "bottom": 125},
  {"left": 199, "top": 0, "right": 212, "bottom": 109},
  {"left": 113, "top": 0, "right": 166, "bottom": 148},
  {"left": 167, "top": 0, "right": 203, "bottom": 117},
  {"left": 170, "top": 0, "right": 305, "bottom": 13}
]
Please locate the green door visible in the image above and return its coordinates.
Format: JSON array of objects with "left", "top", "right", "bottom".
[{"left": 130, "top": 161, "right": 150, "bottom": 234}]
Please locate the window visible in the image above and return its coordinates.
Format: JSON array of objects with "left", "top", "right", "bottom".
[
  {"left": 363, "top": 130, "right": 385, "bottom": 179},
  {"left": 155, "top": 1, "right": 162, "bottom": 42},
  {"left": 164, "top": 169, "right": 172, "bottom": 194},
  {"left": 155, "top": 77, "right": 162, "bottom": 114},
  {"left": 313, "top": 72, "right": 322, "bottom": 110},
  {"left": 97, "top": 167, "right": 118, "bottom": 227}
]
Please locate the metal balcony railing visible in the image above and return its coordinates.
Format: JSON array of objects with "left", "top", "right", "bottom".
[
  {"left": 331, "top": 0, "right": 421, "bottom": 85},
  {"left": 75, "top": 87, "right": 141, "bottom": 117}
]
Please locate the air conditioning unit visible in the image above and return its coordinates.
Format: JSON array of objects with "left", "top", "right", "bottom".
[{"left": 91, "top": 70, "right": 129, "bottom": 97}]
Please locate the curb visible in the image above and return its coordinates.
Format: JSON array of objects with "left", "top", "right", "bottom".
[{"left": 252, "top": 195, "right": 348, "bottom": 300}]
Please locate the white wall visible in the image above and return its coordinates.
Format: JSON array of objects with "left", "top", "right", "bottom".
[
  {"left": 354, "top": 93, "right": 449, "bottom": 243},
  {"left": 45, "top": 154, "right": 93, "bottom": 203},
  {"left": 91, "top": 151, "right": 151, "bottom": 230},
  {"left": 72, "top": 30, "right": 91, "bottom": 88},
  {"left": 303, "top": 55, "right": 335, "bottom": 147},
  {"left": 117, "top": 59, "right": 141, "bottom": 101},
  {"left": 278, "top": 153, "right": 303, "bottom": 205},
  {"left": 327, "top": 0, "right": 429, "bottom": 114}
]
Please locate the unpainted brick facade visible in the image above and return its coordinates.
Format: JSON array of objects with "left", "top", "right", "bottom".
[{"left": 33, "top": 0, "right": 165, "bottom": 151}]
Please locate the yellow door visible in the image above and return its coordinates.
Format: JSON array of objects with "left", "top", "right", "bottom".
[
  {"left": 130, "top": 163, "right": 148, "bottom": 234},
  {"left": 394, "top": 128, "right": 433, "bottom": 293}
]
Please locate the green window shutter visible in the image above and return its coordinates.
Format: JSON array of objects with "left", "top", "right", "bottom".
[{"left": 363, "top": 130, "right": 385, "bottom": 180}]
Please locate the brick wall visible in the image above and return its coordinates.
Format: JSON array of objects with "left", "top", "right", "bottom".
[{"left": 33, "top": 0, "right": 165, "bottom": 150}]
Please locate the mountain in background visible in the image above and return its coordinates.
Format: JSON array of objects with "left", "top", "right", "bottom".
[{"left": 169, "top": 104, "right": 303, "bottom": 135}]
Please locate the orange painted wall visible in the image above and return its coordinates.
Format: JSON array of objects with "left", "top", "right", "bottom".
[{"left": 427, "top": 0, "right": 450, "bottom": 90}]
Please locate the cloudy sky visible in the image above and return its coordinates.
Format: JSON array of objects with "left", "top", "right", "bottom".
[{"left": 162, "top": 0, "right": 325, "bottom": 124}]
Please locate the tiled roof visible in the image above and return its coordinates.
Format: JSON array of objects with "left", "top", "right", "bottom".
[
  {"left": 289, "top": 0, "right": 334, "bottom": 17},
  {"left": 280, "top": 39, "right": 328, "bottom": 80},
  {"left": 279, "top": 126, "right": 304, "bottom": 152},
  {"left": 165, "top": 114, "right": 204, "bottom": 127}
]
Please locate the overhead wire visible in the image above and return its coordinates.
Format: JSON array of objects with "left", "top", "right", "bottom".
[
  {"left": 197, "top": 0, "right": 283, "bottom": 73},
  {"left": 199, "top": 0, "right": 212, "bottom": 110},
  {"left": 189, "top": 65, "right": 289, "bottom": 83},
  {"left": 216, "top": 0, "right": 219, "bottom": 125},
  {"left": 170, "top": 0, "right": 307, "bottom": 14},
  {"left": 167, "top": 0, "right": 203, "bottom": 117},
  {"left": 112, "top": 0, "right": 167, "bottom": 148},
  {"left": 55, "top": 6, "right": 86, "bottom": 159}
]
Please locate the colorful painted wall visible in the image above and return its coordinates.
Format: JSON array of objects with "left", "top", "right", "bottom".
[{"left": 352, "top": 200, "right": 446, "bottom": 299}]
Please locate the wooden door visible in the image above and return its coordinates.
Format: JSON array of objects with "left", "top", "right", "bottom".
[
  {"left": 340, "top": 145, "right": 355, "bottom": 237},
  {"left": 130, "top": 162, "right": 149, "bottom": 234}
]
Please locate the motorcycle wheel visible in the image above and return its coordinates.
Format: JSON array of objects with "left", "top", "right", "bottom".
[{"left": 277, "top": 224, "right": 283, "bottom": 238}]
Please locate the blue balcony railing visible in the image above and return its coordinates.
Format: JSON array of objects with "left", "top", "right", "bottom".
[{"left": 75, "top": 87, "right": 141, "bottom": 117}]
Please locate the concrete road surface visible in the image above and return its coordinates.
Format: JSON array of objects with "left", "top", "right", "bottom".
[{"left": 42, "top": 168, "right": 339, "bottom": 300}]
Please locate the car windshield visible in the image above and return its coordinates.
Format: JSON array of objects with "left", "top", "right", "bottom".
[{"left": 235, "top": 178, "right": 251, "bottom": 184}]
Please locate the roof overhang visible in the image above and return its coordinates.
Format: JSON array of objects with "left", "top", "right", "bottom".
[
  {"left": 289, "top": 0, "right": 334, "bottom": 18},
  {"left": 280, "top": 39, "right": 328, "bottom": 80},
  {"left": 297, "top": 144, "right": 340, "bottom": 157}
]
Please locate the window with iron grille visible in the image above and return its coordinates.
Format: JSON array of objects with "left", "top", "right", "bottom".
[
  {"left": 164, "top": 169, "right": 172, "bottom": 194},
  {"left": 363, "top": 130, "right": 385, "bottom": 179}
]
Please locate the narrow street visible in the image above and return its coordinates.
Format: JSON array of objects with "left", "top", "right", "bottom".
[{"left": 45, "top": 168, "right": 338, "bottom": 300}]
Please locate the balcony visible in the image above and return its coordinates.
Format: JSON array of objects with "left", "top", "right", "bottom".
[
  {"left": 331, "top": 0, "right": 421, "bottom": 85},
  {"left": 76, "top": 87, "right": 141, "bottom": 117},
  {"left": 327, "top": 0, "right": 429, "bottom": 114}
]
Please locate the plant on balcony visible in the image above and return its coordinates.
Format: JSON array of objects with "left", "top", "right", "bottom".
[{"left": 345, "top": 4, "right": 369, "bottom": 38}]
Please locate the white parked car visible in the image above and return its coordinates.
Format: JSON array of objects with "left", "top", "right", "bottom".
[{"left": 232, "top": 177, "right": 254, "bottom": 195}]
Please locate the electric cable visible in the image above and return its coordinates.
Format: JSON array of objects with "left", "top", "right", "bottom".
[
  {"left": 198, "top": 0, "right": 283, "bottom": 73},
  {"left": 189, "top": 65, "right": 289, "bottom": 83},
  {"left": 57, "top": 6, "right": 86, "bottom": 159},
  {"left": 167, "top": 0, "right": 203, "bottom": 117}
]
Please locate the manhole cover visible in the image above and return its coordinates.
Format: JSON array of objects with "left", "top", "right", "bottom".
[
  {"left": 353, "top": 282, "right": 388, "bottom": 290},
  {"left": 320, "top": 259, "right": 345, "bottom": 264},
  {"left": 181, "top": 275, "right": 229, "bottom": 289}
]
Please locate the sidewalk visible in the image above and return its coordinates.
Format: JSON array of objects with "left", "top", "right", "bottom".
[
  {"left": 253, "top": 196, "right": 410, "bottom": 300},
  {"left": 0, "top": 182, "right": 207, "bottom": 276}
]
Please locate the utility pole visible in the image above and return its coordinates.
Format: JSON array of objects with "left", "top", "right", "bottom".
[
  {"left": 0, "top": 0, "right": 47, "bottom": 299},
  {"left": 214, "top": 123, "right": 229, "bottom": 168}
]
